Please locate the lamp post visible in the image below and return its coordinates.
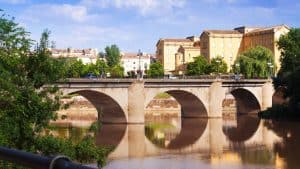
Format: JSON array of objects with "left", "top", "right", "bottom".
[
  {"left": 216, "top": 58, "right": 221, "bottom": 78},
  {"left": 182, "top": 56, "right": 185, "bottom": 79},
  {"left": 267, "top": 61, "right": 273, "bottom": 78},
  {"left": 137, "top": 49, "right": 142, "bottom": 80},
  {"left": 100, "top": 66, "right": 104, "bottom": 78},
  {"left": 235, "top": 63, "right": 240, "bottom": 80},
  {"left": 144, "top": 62, "right": 148, "bottom": 78}
]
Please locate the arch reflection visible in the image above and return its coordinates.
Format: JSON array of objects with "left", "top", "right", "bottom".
[
  {"left": 96, "top": 124, "right": 127, "bottom": 147},
  {"left": 223, "top": 115, "right": 260, "bottom": 142},
  {"left": 145, "top": 118, "right": 208, "bottom": 149}
]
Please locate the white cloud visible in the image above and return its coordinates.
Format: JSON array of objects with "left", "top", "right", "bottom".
[
  {"left": 20, "top": 4, "right": 100, "bottom": 23},
  {"left": 0, "top": 0, "right": 27, "bottom": 4},
  {"left": 81, "top": 0, "right": 186, "bottom": 16}
]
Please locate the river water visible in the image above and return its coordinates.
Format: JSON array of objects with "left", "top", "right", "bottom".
[{"left": 53, "top": 116, "right": 300, "bottom": 169}]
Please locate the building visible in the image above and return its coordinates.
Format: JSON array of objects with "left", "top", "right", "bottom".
[
  {"left": 156, "top": 37, "right": 200, "bottom": 74},
  {"left": 120, "top": 52, "right": 151, "bottom": 77},
  {"left": 49, "top": 48, "right": 99, "bottom": 64},
  {"left": 157, "top": 25, "right": 289, "bottom": 74}
]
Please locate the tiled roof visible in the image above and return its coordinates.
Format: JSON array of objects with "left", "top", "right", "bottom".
[
  {"left": 245, "top": 24, "right": 290, "bottom": 35},
  {"left": 121, "top": 52, "right": 151, "bottom": 59},
  {"left": 203, "top": 30, "right": 242, "bottom": 34},
  {"left": 161, "top": 38, "right": 192, "bottom": 42},
  {"left": 50, "top": 48, "right": 95, "bottom": 55}
]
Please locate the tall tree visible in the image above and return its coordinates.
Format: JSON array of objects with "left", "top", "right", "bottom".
[
  {"left": 234, "top": 46, "right": 274, "bottom": 78},
  {"left": 208, "top": 56, "right": 228, "bottom": 74},
  {"left": 105, "top": 44, "right": 120, "bottom": 67},
  {"left": 0, "top": 15, "right": 62, "bottom": 150},
  {"left": 186, "top": 55, "right": 209, "bottom": 75},
  {"left": 147, "top": 61, "right": 164, "bottom": 78},
  {"left": 275, "top": 28, "right": 300, "bottom": 112},
  {"left": 110, "top": 64, "right": 124, "bottom": 78},
  {"left": 277, "top": 28, "right": 300, "bottom": 75}
]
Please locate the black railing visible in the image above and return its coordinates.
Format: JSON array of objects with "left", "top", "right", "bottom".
[{"left": 0, "top": 146, "right": 95, "bottom": 169}]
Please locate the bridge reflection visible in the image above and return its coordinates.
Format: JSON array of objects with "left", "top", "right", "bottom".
[
  {"left": 95, "top": 117, "right": 280, "bottom": 159},
  {"left": 223, "top": 115, "right": 260, "bottom": 142},
  {"left": 145, "top": 118, "right": 208, "bottom": 149}
]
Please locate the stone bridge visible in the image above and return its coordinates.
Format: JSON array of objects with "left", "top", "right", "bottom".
[{"left": 54, "top": 78, "right": 274, "bottom": 124}]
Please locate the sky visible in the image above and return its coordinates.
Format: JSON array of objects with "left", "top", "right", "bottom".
[{"left": 0, "top": 0, "right": 299, "bottom": 53}]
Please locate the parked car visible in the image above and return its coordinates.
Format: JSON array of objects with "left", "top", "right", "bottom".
[{"left": 84, "top": 73, "right": 97, "bottom": 79}]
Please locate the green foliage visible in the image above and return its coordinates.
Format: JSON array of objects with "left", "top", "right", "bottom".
[
  {"left": 110, "top": 64, "right": 124, "bottom": 78},
  {"left": 208, "top": 56, "right": 228, "bottom": 74},
  {"left": 147, "top": 61, "right": 164, "bottom": 78},
  {"left": 0, "top": 12, "right": 109, "bottom": 168},
  {"left": 27, "top": 30, "right": 65, "bottom": 88},
  {"left": 35, "top": 135, "right": 112, "bottom": 168},
  {"left": 154, "top": 92, "right": 171, "bottom": 99},
  {"left": 234, "top": 46, "right": 274, "bottom": 78},
  {"left": 35, "top": 135, "right": 75, "bottom": 158},
  {"left": 0, "top": 15, "right": 62, "bottom": 150},
  {"left": 63, "top": 58, "right": 109, "bottom": 78},
  {"left": 277, "top": 28, "right": 300, "bottom": 75},
  {"left": 64, "top": 59, "right": 87, "bottom": 78},
  {"left": 261, "top": 28, "right": 300, "bottom": 117},
  {"left": 105, "top": 44, "right": 121, "bottom": 67},
  {"left": 186, "top": 55, "right": 209, "bottom": 75},
  {"left": 89, "top": 121, "right": 101, "bottom": 132},
  {"left": 75, "top": 136, "right": 112, "bottom": 168}
]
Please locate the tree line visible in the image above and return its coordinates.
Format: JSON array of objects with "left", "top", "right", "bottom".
[{"left": 186, "top": 46, "right": 275, "bottom": 78}]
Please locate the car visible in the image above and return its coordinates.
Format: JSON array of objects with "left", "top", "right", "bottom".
[{"left": 84, "top": 73, "right": 97, "bottom": 79}]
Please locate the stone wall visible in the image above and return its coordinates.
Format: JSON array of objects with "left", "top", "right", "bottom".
[{"left": 145, "top": 98, "right": 181, "bottom": 118}]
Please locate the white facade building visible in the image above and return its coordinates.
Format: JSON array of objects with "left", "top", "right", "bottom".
[{"left": 120, "top": 52, "right": 151, "bottom": 77}]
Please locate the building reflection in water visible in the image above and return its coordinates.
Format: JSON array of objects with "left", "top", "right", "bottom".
[
  {"left": 96, "top": 114, "right": 295, "bottom": 169},
  {"left": 145, "top": 117, "right": 208, "bottom": 149},
  {"left": 47, "top": 115, "right": 300, "bottom": 169}
]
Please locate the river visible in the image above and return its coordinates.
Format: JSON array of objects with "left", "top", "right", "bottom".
[
  {"left": 51, "top": 95, "right": 300, "bottom": 169},
  {"left": 52, "top": 115, "right": 300, "bottom": 169}
]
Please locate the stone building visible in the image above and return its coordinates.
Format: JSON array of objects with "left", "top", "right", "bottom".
[
  {"left": 157, "top": 25, "right": 289, "bottom": 74},
  {"left": 49, "top": 48, "right": 99, "bottom": 64},
  {"left": 156, "top": 37, "right": 200, "bottom": 74}
]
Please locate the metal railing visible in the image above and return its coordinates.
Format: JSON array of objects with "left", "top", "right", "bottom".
[{"left": 0, "top": 146, "right": 95, "bottom": 169}]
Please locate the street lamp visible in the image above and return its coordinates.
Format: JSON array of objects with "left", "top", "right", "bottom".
[
  {"left": 267, "top": 61, "right": 273, "bottom": 78},
  {"left": 144, "top": 62, "right": 148, "bottom": 78},
  {"left": 100, "top": 66, "right": 104, "bottom": 78},
  {"left": 216, "top": 58, "right": 221, "bottom": 77},
  {"left": 182, "top": 56, "right": 185, "bottom": 79},
  {"left": 235, "top": 63, "right": 240, "bottom": 80},
  {"left": 137, "top": 49, "right": 142, "bottom": 80}
]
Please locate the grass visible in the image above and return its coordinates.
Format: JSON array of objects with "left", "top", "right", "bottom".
[{"left": 154, "top": 93, "right": 172, "bottom": 99}]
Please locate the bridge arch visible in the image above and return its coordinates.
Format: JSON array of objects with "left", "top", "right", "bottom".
[
  {"left": 145, "top": 89, "right": 208, "bottom": 117},
  {"left": 228, "top": 88, "right": 261, "bottom": 114},
  {"left": 64, "top": 89, "right": 127, "bottom": 123}
]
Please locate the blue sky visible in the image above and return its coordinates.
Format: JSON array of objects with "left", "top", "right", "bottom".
[{"left": 0, "top": 0, "right": 299, "bottom": 53}]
